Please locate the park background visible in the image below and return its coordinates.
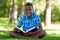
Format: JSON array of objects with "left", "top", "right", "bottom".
[{"left": 0, "top": 0, "right": 60, "bottom": 40}]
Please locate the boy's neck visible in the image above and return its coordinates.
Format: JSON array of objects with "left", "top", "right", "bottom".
[{"left": 28, "top": 16, "right": 32, "bottom": 19}]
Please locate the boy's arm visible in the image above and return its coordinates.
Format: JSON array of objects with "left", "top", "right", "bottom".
[
  {"left": 14, "top": 26, "right": 20, "bottom": 32},
  {"left": 30, "top": 15, "right": 42, "bottom": 34},
  {"left": 33, "top": 23, "right": 42, "bottom": 33},
  {"left": 29, "top": 23, "right": 42, "bottom": 35}
]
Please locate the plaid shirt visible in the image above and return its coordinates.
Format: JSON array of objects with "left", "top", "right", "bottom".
[{"left": 17, "top": 13, "right": 41, "bottom": 31}]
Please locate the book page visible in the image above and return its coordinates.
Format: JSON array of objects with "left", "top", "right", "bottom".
[{"left": 16, "top": 27, "right": 35, "bottom": 33}]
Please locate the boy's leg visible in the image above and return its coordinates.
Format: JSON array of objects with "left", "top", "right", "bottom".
[
  {"left": 9, "top": 31, "right": 29, "bottom": 38},
  {"left": 30, "top": 30, "right": 46, "bottom": 38},
  {"left": 9, "top": 31, "right": 46, "bottom": 38}
]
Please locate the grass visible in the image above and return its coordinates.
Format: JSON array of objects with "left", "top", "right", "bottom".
[{"left": 0, "top": 17, "right": 60, "bottom": 40}]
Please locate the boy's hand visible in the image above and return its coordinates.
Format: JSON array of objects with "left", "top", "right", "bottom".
[
  {"left": 32, "top": 29, "right": 42, "bottom": 34},
  {"left": 14, "top": 27, "right": 19, "bottom": 32},
  {"left": 24, "top": 32, "right": 33, "bottom": 36}
]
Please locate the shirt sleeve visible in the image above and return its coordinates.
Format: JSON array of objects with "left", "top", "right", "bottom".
[
  {"left": 35, "top": 15, "right": 41, "bottom": 23},
  {"left": 17, "top": 17, "right": 23, "bottom": 27}
]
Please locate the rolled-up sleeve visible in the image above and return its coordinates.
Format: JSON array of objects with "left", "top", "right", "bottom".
[{"left": 35, "top": 15, "right": 41, "bottom": 23}]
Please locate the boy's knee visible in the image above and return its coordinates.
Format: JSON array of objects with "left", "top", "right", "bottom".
[
  {"left": 42, "top": 31, "right": 46, "bottom": 36},
  {"left": 9, "top": 31, "right": 13, "bottom": 34},
  {"left": 9, "top": 31, "right": 15, "bottom": 37},
  {"left": 39, "top": 30, "right": 46, "bottom": 38}
]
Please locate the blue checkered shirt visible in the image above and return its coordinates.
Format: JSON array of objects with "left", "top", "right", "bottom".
[{"left": 17, "top": 13, "right": 41, "bottom": 32}]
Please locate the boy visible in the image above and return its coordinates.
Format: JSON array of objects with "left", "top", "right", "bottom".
[{"left": 9, "top": 2, "right": 46, "bottom": 38}]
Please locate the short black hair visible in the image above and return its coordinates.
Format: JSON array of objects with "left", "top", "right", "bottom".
[{"left": 25, "top": 2, "right": 33, "bottom": 8}]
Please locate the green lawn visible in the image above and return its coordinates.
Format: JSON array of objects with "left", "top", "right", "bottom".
[{"left": 0, "top": 17, "right": 60, "bottom": 40}]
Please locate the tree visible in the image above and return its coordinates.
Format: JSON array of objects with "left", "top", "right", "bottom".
[
  {"left": 21, "top": 1, "right": 24, "bottom": 16},
  {"left": 44, "top": 0, "right": 51, "bottom": 27},
  {"left": 9, "top": 0, "right": 18, "bottom": 24}
]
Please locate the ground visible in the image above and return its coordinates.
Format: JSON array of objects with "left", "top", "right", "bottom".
[{"left": 0, "top": 18, "right": 60, "bottom": 40}]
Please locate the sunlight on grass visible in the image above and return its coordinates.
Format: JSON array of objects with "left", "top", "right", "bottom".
[
  {"left": 0, "top": 18, "right": 17, "bottom": 31},
  {"left": 0, "top": 26, "right": 7, "bottom": 31}
]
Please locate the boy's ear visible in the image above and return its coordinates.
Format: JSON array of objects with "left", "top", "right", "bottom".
[
  {"left": 32, "top": 9, "right": 34, "bottom": 12},
  {"left": 33, "top": 9, "right": 34, "bottom": 11}
]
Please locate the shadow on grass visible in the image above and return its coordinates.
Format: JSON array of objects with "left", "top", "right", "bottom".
[{"left": 0, "top": 30, "right": 60, "bottom": 40}]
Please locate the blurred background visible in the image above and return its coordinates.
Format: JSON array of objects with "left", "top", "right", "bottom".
[{"left": 0, "top": 0, "right": 60, "bottom": 40}]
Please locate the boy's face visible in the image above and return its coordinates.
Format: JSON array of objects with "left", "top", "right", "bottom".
[{"left": 24, "top": 6, "right": 33, "bottom": 18}]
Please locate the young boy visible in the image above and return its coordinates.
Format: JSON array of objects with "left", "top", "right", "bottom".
[{"left": 9, "top": 2, "right": 46, "bottom": 38}]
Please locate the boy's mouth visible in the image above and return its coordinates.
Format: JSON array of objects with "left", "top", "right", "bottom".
[{"left": 27, "top": 14, "right": 32, "bottom": 18}]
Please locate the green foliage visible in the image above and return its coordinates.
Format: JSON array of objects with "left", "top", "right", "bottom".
[
  {"left": 0, "top": 0, "right": 25, "bottom": 17},
  {"left": 39, "top": 0, "right": 60, "bottom": 22},
  {"left": 51, "top": 6, "right": 60, "bottom": 22},
  {"left": 39, "top": 12, "right": 45, "bottom": 22},
  {"left": 17, "top": 0, "right": 26, "bottom": 17},
  {"left": 0, "top": 0, "right": 12, "bottom": 17}
]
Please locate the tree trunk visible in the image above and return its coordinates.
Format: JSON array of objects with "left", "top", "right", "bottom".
[
  {"left": 9, "top": 0, "right": 18, "bottom": 24},
  {"left": 44, "top": 0, "right": 51, "bottom": 27},
  {"left": 21, "top": 2, "right": 24, "bottom": 16}
]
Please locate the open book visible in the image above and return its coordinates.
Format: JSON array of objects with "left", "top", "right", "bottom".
[{"left": 16, "top": 27, "right": 36, "bottom": 33}]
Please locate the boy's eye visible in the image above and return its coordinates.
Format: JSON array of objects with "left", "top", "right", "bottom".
[{"left": 25, "top": 9, "right": 31, "bottom": 11}]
